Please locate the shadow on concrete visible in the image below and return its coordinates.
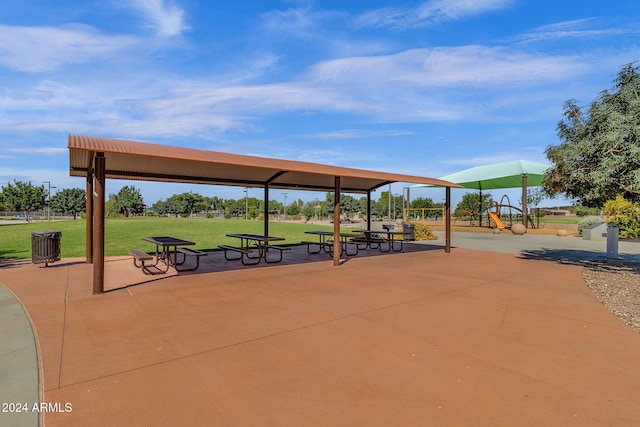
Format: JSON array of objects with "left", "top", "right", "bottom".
[
  {"left": 518, "top": 248, "right": 640, "bottom": 271},
  {"left": 0, "top": 257, "right": 31, "bottom": 270}
]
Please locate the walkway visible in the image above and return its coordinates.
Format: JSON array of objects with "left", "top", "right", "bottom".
[{"left": 1, "top": 236, "right": 639, "bottom": 426}]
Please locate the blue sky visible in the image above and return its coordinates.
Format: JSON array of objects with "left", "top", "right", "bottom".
[{"left": 1, "top": 0, "right": 639, "bottom": 207}]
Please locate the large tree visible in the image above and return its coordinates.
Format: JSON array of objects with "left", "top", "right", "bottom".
[
  {"left": 543, "top": 62, "right": 640, "bottom": 207},
  {"left": 49, "top": 188, "right": 86, "bottom": 219},
  {"left": 454, "top": 192, "right": 493, "bottom": 225},
  {"left": 1, "top": 180, "right": 47, "bottom": 221},
  {"left": 108, "top": 185, "right": 145, "bottom": 217}
]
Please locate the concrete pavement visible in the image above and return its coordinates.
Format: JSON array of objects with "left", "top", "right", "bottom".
[{"left": 1, "top": 233, "right": 639, "bottom": 426}]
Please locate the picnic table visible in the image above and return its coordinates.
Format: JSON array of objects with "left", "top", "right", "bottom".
[
  {"left": 130, "top": 236, "right": 207, "bottom": 274},
  {"left": 220, "top": 233, "right": 289, "bottom": 265},
  {"left": 302, "top": 231, "right": 359, "bottom": 256},
  {"left": 351, "top": 229, "right": 405, "bottom": 252}
]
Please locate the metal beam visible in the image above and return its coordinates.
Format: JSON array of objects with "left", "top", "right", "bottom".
[
  {"left": 522, "top": 174, "right": 528, "bottom": 227},
  {"left": 85, "top": 151, "right": 94, "bottom": 264},
  {"left": 366, "top": 192, "right": 372, "bottom": 230},
  {"left": 93, "top": 153, "right": 105, "bottom": 294},
  {"left": 333, "top": 176, "right": 341, "bottom": 267},
  {"left": 264, "top": 184, "right": 269, "bottom": 237},
  {"left": 445, "top": 186, "right": 451, "bottom": 253},
  {"left": 265, "top": 170, "right": 288, "bottom": 184}
]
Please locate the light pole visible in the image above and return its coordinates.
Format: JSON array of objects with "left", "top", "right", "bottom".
[
  {"left": 43, "top": 181, "right": 56, "bottom": 221},
  {"left": 392, "top": 193, "right": 397, "bottom": 222},
  {"left": 402, "top": 186, "right": 410, "bottom": 222},
  {"left": 243, "top": 187, "right": 248, "bottom": 220},
  {"left": 281, "top": 192, "right": 288, "bottom": 221}
]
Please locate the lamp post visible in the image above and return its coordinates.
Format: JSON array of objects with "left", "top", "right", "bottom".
[
  {"left": 281, "top": 192, "right": 288, "bottom": 221},
  {"left": 392, "top": 193, "right": 397, "bottom": 222},
  {"left": 402, "top": 186, "right": 410, "bottom": 222},
  {"left": 43, "top": 181, "right": 56, "bottom": 221},
  {"left": 243, "top": 187, "right": 248, "bottom": 220}
]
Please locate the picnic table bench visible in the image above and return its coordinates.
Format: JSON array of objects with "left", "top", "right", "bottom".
[
  {"left": 130, "top": 236, "right": 207, "bottom": 273},
  {"left": 303, "top": 231, "right": 360, "bottom": 256},
  {"left": 175, "top": 247, "right": 208, "bottom": 271},
  {"left": 220, "top": 234, "right": 289, "bottom": 265},
  {"left": 128, "top": 249, "right": 155, "bottom": 274},
  {"left": 351, "top": 230, "right": 404, "bottom": 252}
]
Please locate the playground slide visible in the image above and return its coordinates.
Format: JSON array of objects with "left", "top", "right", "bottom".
[{"left": 488, "top": 212, "right": 505, "bottom": 229}]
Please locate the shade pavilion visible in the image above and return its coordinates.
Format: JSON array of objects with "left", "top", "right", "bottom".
[
  {"left": 68, "top": 135, "right": 460, "bottom": 294},
  {"left": 412, "top": 160, "right": 550, "bottom": 227}
]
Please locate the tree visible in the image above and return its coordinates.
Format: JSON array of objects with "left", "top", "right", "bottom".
[
  {"left": 325, "top": 192, "right": 361, "bottom": 217},
  {"left": 302, "top": 199, "right": 327, "bottom": 219},
  {"left": 0, "top": 180, "right": 47, "bottom": 221},
  {"left": 410, "top": 197, "right": 439, "bottom": 219},
  {"left": 543, "top": 62, "right": 640, "bottom": 207},
  {"left": 49, "top": 188, "right": 86, "bottom": 219},
  {"left": 374, "top": 191, "right": 402, "bottom": 220},
  {"left": 454, "top": 192, "right": 493, "bottom": 225},
  {"left": 108, "top": 185, "right": 145, "bottom": 217},
  {"left": 165, "top": 192, "right": 204, "bottom": 217},
  {"left": 152, "top": 199, "right": 169, "bottom": 216}
]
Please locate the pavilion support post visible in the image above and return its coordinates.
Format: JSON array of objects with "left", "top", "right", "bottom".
[
  {"left": 478, "top": 181, "right": 483, "bottom": 228},
  {"left": 333, "top": 177, "right": 341, "bottom": 267},
  {"left": 264, "top": 185, "right": 269, "bottom": 236},
  {"left": 85, "top": 172, "right": 93, "bottom": 263},
  {"left": 93, "top": 153, "right": 105, "bottom": 295},
  {"left": 521, "top": 174, "right": 528, "bottom": 228},
  {"left": 366, "top": 192, "right": 371, "bottom": 230},
  {"left": 445, "top": 186, "right": 451, "bottom": 253}
]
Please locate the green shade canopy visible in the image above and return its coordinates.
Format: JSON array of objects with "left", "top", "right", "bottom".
[
  {"left": 425, "top": 160, "right": 550, "bottom": 190},
  {"left": 411, "top": 160, "right": 551, "bottom": 227}
]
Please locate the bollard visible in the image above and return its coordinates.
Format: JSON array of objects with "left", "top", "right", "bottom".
[{"left": 606, "top": 226, "right": 619, "bottom": 259}]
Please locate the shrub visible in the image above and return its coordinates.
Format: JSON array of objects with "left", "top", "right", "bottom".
[
  {"left": 603, "top": 195, "right": 640, "bottom": 238},
  {"left": 571, "top": 206, "right": 601, "bottom": 217},
  {"left": 406, "top": 221, "right": 437, "bottom": 240}
]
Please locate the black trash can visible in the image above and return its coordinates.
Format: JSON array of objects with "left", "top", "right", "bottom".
[
  {"left": 31, "top": 231, "right": 61, "bottom": 267},
  {"left": 402, "top": 223, "right": 415, "bottom": 241}
]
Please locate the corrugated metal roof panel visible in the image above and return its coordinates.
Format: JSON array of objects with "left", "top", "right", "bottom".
[{"left": 68, "top": 134, "right": 460, "bottom": 192}]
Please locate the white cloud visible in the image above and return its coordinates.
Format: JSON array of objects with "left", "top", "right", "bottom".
[
  {"left": 304, "top": 45, "right": 588, "bottom": 101},
  {"left": 510, "top": 19, "right": 634, "bottom": 44},
  {"left": 311, "top": 130, "right": 414, "bottom": 140},
  {"left": 6, "top": 147, "right": 67, "bottom": 157},
  {"left": 129, "top": 0, "right": 189, "bottom": 37},
  {"left": 355, "top": 0, "right": 512, "bottom": 30},
  {"left": 259, "top": 7, "right": 344, "bottom": 37},
  {"left": 0, "top": 24, "right": 137, "bottom": 72},
  {"left": 0, "top": 42, "right": 600, "bottom": 138}
]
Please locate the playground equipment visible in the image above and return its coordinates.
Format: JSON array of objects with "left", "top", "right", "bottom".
[
  {"left": 487, "top": 195, "right": 536, "bottom": 229},
  {"left": 488, "top": 211, "right": 505, "bottom": 229},
  {"left": 404, "top": 207, "right": 446, "bottom": 224}
]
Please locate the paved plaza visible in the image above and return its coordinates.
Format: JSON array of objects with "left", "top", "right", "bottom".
[{"left": 1, "top": 232, "right": 639, "bottom": 426}]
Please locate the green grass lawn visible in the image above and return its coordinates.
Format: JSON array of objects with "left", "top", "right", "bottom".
[
  {"left": 0, "top": 217, "right": 340, "bottom": 260},
  {"left": 537, "top": 216, "right": 582, "bottom": 225}
]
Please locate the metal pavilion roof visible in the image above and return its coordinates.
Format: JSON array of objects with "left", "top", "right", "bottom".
[{"left": 68, "top": 135, "right": 460, "bottom": 193}]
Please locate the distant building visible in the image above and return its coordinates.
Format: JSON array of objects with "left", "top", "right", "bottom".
[{"left": 537, "top": 205, "right": 574, "bottom": 216}]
